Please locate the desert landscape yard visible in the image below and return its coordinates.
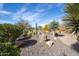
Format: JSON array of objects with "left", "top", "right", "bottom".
[{"left": 0, "top": 3, "right": 79, "bottom": 56}]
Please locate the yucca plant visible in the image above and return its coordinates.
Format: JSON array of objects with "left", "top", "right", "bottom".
[{"left": 63, "top": 3, "right": 79, "bottom": 41}]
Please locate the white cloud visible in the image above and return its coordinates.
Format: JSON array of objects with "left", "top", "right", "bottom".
[
  {"left": 12, "top": 6, "right": 42, "bottom": 21},
  {"left": 0, "top": 10, "right": 12, "bottom": 14},
  {"left": 12, "top": 8, "right": 27, "bottom": 20},
  {"left": 23, "top": 12, "right": 39, "bottom": 21},
  {"left": 12, "top": 4, "right": 53, "bottom": 22},
  {"left": 16, "top": 8, "right": 26, "bottom": 14},
  {"left": 22, "top": 4, "right": 47, "bottom": 21},
  {"left": 0, "top": 4, "right": 12, "bottom": 15}
]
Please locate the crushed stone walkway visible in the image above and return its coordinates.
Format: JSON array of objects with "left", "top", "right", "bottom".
[
  {"left": 59, "top": 33, "right": 77, "bottom": 46},
  {"left": 20, "top": 36, "right": 79, "bottom": 56}
]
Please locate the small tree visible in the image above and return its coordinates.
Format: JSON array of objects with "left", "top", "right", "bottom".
[
  {"left": 48, "top": 20, "right": 59, "bottom": 31},
  {"left": 48, "top": 20, "right": 59, "bottom": 37},
  {"left": 16, "top": 20, "right": 31, "bottom": 29}
]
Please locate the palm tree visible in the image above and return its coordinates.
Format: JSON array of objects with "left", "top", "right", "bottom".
[{"left": 63, "top": 3, "right": 79, "bottom": 41}]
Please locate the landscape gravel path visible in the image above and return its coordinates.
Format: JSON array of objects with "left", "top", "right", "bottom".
[{"left": 20, "top": 35, "right": 79, "bottom": 56}]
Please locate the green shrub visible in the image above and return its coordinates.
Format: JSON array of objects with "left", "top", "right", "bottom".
[
  {"left": 0, "top": 42, "right": 20, "bottom": 56},
  {"left": 0, "top": 24, "right": 22, "bottom": 56},
  {"left": 23, "top": 29, "right": 31, "bottom": 38},
  {"left": 0, "top": 23, "right": 33, "bottom": 56},
  {"left": 0, "top": 24, "right": 23, "bottom": 42},
  {"left": 23, "top": 28, "right": 35, "bottom": 38}
]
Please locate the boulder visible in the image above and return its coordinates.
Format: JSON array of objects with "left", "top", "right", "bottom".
[{"left": 46, "top": 40, "right": 54, "bottom": 47}]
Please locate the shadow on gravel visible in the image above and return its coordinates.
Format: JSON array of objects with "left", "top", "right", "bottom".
[
  {"left": 45, "top": 39, "right": 50, "bottom": 41},
  {"left": 16, "top": 37, "right": 31, "bottom": 41},
  {"left": 71, "top": 42, "right": 79, "bottom": 52},
  {"left": 55, "top": 33, "right": 64, "bottom": 37},
  {"left": 19, "top": 40, "right": 37, "bottom": 48}
]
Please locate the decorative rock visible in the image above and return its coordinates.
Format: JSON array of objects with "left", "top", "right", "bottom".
[
  {"left": 54, "top": 37, "right": 57, "bottom": 40},
  {"left": 46, "top": 40, "right": 54, "bottom": 47}
]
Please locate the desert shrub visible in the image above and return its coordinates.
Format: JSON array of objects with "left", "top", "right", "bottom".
[
  {"left": 0, "top": 23, "right": 33, "bottom": 56},
  {"left": 0, "top": 24, "right": 22, "bottom": 56},
  {"left": 23, "top": 28, "right": 34, "bottom": 38},
  {"left": 0, "top": 42, "right": 20, "bottom": 56},
  {"left": 0, "top": 24, "right": 23, "bottom": 42}
]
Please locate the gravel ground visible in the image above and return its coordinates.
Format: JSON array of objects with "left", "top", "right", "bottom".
[
  {"left": 20, "top": 36, "right": 79, "bottom": 56},
  {"left": 58, "top": 33, "right": 77, "bottom": 46}
]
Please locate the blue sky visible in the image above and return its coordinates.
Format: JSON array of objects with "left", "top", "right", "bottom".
[{"left": 0, "top": 3, "right": 65, "bottom": 27}]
